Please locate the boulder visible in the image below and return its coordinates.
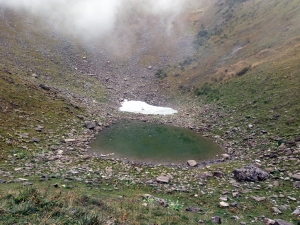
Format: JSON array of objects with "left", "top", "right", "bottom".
[
  {"left": 251, "top": 196, "right": 266, "bottom": 202},
  {"left": 187, "top": 160, "right": 198, "bottom": 167},
  {"left": 272, "top": 207, "right": 282, "bottom": 214},
  {"left": 221, "top": 154, "right": 230, "bottom": 159},
  {"left": 294, "top": 181, "right": 300, "bottom": 188},
  {"left": 263, "top": 218, "right": 275, "bottom": 225},
  {"left": 292, "top": 206, "right": 300, "bottom": 216},
  {"left": 291, "top": 173, "right": 300, "bottom": 180},
  {"left": 219, "top": 202, "right": 229, "bottom": 207},
  {"left": 156, "top": 176, "right": 170, "bottom": 183},
  {"left": 85, "top": 121, "right": 96, "bottom": 129},
  {"left": 64, "top": 139, "right": 76, "bottom": 143},
  {"left": 211, "top": 216, "right": 221, "bottom": 224},
  {"left": 274, "top": 219, "right": 294, "bottom": 225},
  {"left": 233, "top": 165, "right": 269, "bottom": 182}
]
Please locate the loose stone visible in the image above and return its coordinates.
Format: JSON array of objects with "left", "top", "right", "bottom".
[
  {"left": 156, "top": 176, "right": 170, "bottom": 183},
  {"left": 251, "top": 196, "right": 266, "bottom": 202},
  {"left": 219, "top": 202, "right": 229, "bottom": 207},
  {"left": 187, "top": 160, "right": 197, "bottom": 167},
  {"left": 211, "top": 216, "right": 222, "bottom": 224},
  {"left": 233, "top": 165, "right": 269, "bottom": 182}
]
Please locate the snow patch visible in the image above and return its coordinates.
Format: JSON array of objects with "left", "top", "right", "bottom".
[{"left": 119, "top": 100, "right": 177, "bottom": 115}]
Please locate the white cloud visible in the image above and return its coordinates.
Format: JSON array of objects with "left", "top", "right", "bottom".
[{"left": 0, "top": 0, "right": 185, "bottom": 37}]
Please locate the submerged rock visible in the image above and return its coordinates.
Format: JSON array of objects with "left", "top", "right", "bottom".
[{"left": 233, "top": 165, "right": 269, "bottom": 182}]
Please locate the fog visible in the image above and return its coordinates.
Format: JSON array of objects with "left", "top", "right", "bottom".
[{"left": 0, "top": 0, "right": 186, "bottom": 42}]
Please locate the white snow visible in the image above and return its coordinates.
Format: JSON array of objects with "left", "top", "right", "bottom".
[{"left": 119, "top": 100, "right": 178, "bottom": 115}]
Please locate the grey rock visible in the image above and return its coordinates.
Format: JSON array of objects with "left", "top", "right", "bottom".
[
  {"left": 19, "top": 133, "right": 29, "bottom": 139},
  {"left": 85, "top": 121, "right": 96, "bottom": 129},
  {"left": 294, "top": 181, "right": 300, "bottom": 188},
  {"left": 187, "top": 160, "right": 197, "bottom": 167},
  {"left": 231, "top": 215, "right": 239, "bottom": 220},
  {"left": 32, "top": 73, "right": 39, "bottom": 78},
  {"left": 232, "top": 192, "right": 239, "bottom": 197},
  {"left": 64, "top": 139, "right": 76, "bottom": 143},
  {"left": 221, "top": 153, "right": 230, "bottom": 159},
  {"left": 288, "top": 196, "right": 297, "bottom": 201},
  {"left": 30, "top": 137, "right": 40, "bottom": 143},
  {"left": 263, "top": 218, "right": 275, "bottom": 225},
  {"left": 272, "top": 207, "right": 282, "bottom": 214},
  {"left": 211, "top": 216, "right": 221, "bottom": 224},
  {"left": 279, "top": 205, "right": 288, "bottom": 211},
  {"left": 35, "top": 125, "right": 44, "bottom": 131},
  {"left": 251, "top": 196, "right": 266, "bottom": 202},
  {"left": 230, "top": 202, "right": 238, "bottom": 207},
  {"left": 274, "top": 219, "right": 294, "bottom": 225},
  {"left": 233, "top": 165, "right": 269, "bottom": 182},
  {"left": 292, "top": 206, "right": 300, "bottom": 216},
  {"left": 291, "top": 173, "right": 300, "bottom": 180},
  {"left": 219, "top": 202, "right": 229, "bottom": 207},
  {"left": 219, "top": 195, "right": 228, "bottom": 201},
  {"left": 273, "top": 180, "right": 280, "bottom": 187},
  {"left": 198, "top": 220, "right": 204, "bottom": 224},
  {"left": 286, "top": 140, "right": 296, "bottom": 146},
  {"left": 156, "top": 176, "right": 170, "bottom": 183}
]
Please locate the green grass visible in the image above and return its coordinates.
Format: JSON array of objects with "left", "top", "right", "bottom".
[
  {"left": 0, "top": 160, "right": 299, "bottom": 225},
  {"left": 0, "top": 71, "right": 86, "bottom": 158}
]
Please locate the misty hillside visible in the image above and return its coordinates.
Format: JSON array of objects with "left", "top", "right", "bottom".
[{"left": 0, "top": 0, "right": 300, "bottom": 224}]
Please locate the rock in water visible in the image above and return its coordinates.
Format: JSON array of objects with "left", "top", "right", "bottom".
[{"left": 233, "top": 165, "right": 269, "bottom": 182}]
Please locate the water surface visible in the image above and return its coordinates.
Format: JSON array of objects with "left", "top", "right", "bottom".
[{"left": 90, "top": 120, "right": 223, "bottom": 164}]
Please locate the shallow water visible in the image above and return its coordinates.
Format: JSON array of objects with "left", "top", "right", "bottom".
[{"left": 90, "top": 120, "right": 223, "bottom": 164}]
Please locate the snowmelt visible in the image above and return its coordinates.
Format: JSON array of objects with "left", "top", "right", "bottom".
[{"left": 119, "top": 100, "right": 177, "bottom": 115}]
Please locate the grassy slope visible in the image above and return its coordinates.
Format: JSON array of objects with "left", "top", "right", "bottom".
[
  {"left": 0, "top": 9, "right": 106, "bottom": 103},
  {"left": 162, "top": 0, "right": 300, "bottom": 137},
  {"left": 0, "top": 70, "right": 85, "bottom": 157}
]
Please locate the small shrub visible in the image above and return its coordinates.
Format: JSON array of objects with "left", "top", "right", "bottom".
[
  {"left": 155, "top": 69, "right": 167, "bottom": 79},
  {"left": 194, "top": 83, "right": 220, "bottom": 101}
]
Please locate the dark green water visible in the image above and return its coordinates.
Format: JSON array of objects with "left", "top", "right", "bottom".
[{"left": 90, "top": 120, "right": 223, "bottom": 164}]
